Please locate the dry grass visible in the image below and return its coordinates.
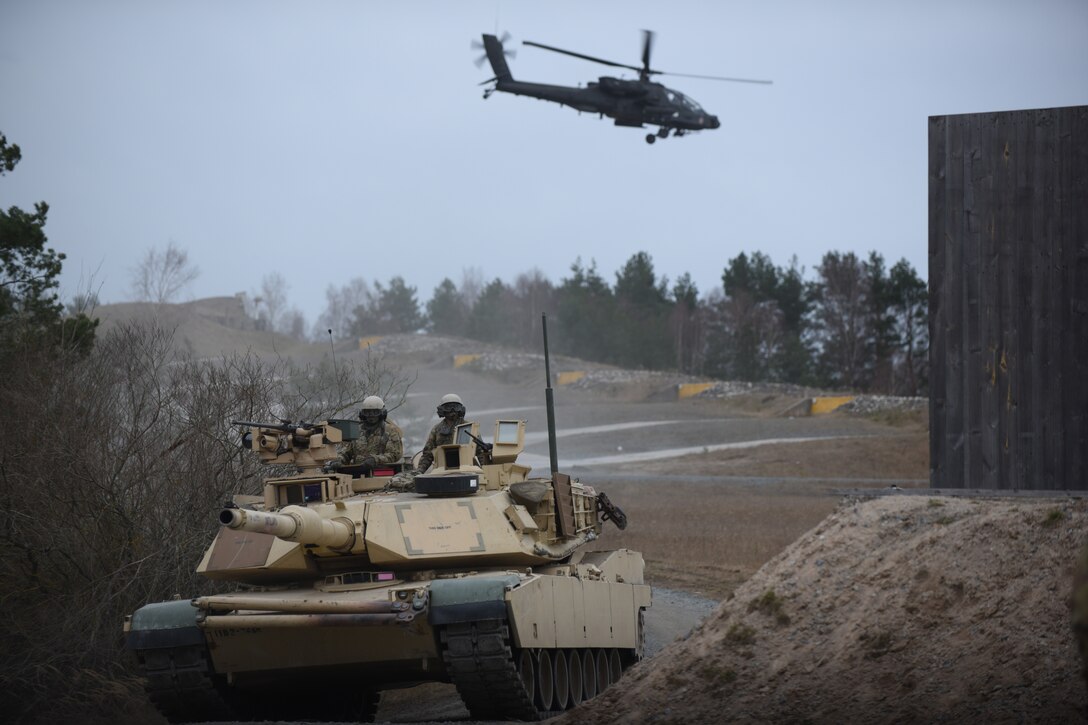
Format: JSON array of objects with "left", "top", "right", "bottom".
[
  {"left": 590, "top": 428, "right": 930, "bottom": 599},
  {"left": 592, "top": 483, "right": 849, "bottom": 598}
]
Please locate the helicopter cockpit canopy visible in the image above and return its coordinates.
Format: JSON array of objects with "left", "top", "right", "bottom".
[{"left": 665, "top": 89, "right": 704, "bottom": 113}]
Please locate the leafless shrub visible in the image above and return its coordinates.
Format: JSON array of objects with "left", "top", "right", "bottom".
[{"left": 0, "top": 318, "right": 410, "bottom": 722}]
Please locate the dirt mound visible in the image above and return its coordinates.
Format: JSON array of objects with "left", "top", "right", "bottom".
[{"left": 560, "top": 495, "right": 1087, "bottom": 724}]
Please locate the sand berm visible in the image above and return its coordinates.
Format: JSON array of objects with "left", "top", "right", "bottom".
[{"left": 554, "top": 495, "right": 1087, "bottom": 724}]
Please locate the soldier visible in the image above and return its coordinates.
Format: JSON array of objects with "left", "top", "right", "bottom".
[
  {"left": 415, "top": 393, "right": 466, "bottom": 472},
  {"left": 338, "top": 395, "right": 403, "bottom": 471}
]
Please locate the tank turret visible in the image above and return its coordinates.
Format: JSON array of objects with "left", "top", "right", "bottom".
[{"left": 124, "top": 315, "right": 650, "bottom": 723}]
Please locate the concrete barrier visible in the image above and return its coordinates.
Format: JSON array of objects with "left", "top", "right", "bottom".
[
  {"left": 357, "top": 336, "right": 382, "bottom": 350},
  {"left": 677, "top": 382, "right": 715, "bottom": 399},
  {"left": 811, "top": 396, "right": 855, "bottom": 414},
  {"left": 453, "top": 354, "right": 481, "bottom": 368}
]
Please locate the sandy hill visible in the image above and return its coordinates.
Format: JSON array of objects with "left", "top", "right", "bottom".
[
  {"left": 88, "top": 299, "right": 610, "bottom": 374},
  {"left": 93, "top": 297, "right": 310, "bottom": 359},
  {"left": 559, "top": 495, "right": 1087, "bottom": 724}
]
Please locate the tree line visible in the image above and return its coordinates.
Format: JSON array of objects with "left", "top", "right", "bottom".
[{"left": 317, "top": 251, "right": 928, "bottom": 395}]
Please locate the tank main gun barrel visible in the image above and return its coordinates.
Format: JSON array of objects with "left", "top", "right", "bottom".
[{"left": 219, "top": 506, "right": 356, "bottom": 551}]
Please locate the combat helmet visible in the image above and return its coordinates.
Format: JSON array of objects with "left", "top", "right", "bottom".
[
  {"left": 437, "top": 393, "right": 465, "bottom": 419},
  {"left": 359, "top": 395, "right": 387, "bottom": 427}
]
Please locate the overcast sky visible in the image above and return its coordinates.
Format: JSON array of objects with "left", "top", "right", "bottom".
[{"left": 2, "top": 0, "right": 1086, "bottom": 327}]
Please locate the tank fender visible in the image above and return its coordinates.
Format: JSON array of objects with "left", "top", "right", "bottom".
[
  {"left": 125, "top": 600, "right": 204, "bottom": 650},
  {"left": 428, "top": 574, "right": 521, "bottom": 626}
]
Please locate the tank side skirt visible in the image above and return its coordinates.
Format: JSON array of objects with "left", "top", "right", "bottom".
[{"left": 506, "top": 575, "right": 648, "bottom": 649}]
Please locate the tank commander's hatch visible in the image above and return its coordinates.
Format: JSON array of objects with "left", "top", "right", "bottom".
[
  {"left": 435, "top": 422, "right": 480, "bottom": 470},
  {"left": 490, "top": 420, "right": 524, "bottom": 464},
  {"left": 454, "top": 422, "right": 480, "bottom": 446}
]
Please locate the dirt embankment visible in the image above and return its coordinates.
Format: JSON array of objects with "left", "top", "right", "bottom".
[{"left": 557, "top": 495, "right": 1087, "bottom": 724}]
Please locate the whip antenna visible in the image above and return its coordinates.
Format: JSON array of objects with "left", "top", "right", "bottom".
[{"left": 327, "top": 328, "right": 343, "bottom": 410}]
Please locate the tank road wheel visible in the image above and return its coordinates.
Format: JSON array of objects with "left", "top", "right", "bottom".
[
  {"left": 552, "top": 648, "right": 570, "bottom": 711},
  {"left": 517, "top": 648, "right": 536, "bottom": 706},
  {"left": 609, "top": 649, "right": 623, "bottom": 684},
  {"left": 637, "top": 607, "right": 646, "bottom": 660},
  {"left": 567, "top": 649, "right": 584, "bottom": 707},
  {"left": 645, "top": 134, "right": 656, "bottom": 144},
  {"left": 535, "top": 649, "right": 555, "bottom": 712},
  {"left": 596, "top": 649, "right": 612, "bottom": 691},
  {"left": 581, "top": 649, "right": 597, "bottom": 700}
]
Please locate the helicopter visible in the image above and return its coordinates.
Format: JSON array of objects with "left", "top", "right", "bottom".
[{"left": 474, "top": 31, "right": 771, "bottom": 144}]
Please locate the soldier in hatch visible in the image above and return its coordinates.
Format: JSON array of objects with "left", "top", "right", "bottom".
[
  {"left": 338, "top": 395, "right": 403, "bottom": 471},
  {"left": 415, "top": 393, "right": 466, "bottom": 472}
]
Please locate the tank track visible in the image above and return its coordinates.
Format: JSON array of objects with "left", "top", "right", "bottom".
[
  {"left": 440, "top": 619, "right": 551, "bottom": 720},
  {"left": 440, "top": 618, "right": 642, "bottom": 720},
  {"left": 137, "top": 644, "right": 236, "bottom": 723},
  {"left": 136, "top": 643, "right": 380, "bottom": 723}
]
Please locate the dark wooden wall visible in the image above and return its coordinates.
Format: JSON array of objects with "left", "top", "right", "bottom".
[{"left": 929, "top": 105, "right": 1088, "bottom": 490}]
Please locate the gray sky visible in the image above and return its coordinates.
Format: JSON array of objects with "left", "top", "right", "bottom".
[{"left": 2, "top": 0, "right": 1086, "bottom": 327}]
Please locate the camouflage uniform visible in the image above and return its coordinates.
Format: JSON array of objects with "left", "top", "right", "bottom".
[
  {"left": 417, "top": 417, "right": 465, "bottom": 472},
  {"left": 339, "top": 420, "right": 404, "bottom": 467}
]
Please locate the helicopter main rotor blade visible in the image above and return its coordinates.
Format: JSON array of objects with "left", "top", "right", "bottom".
[
  {"left": 523, "top": 40, "right": 643, "bottom": 74},
  {"left": 641, "top": 30, "right": 654, "bottom": 76},
  {"left": 661, "top": 71, "right": 773, "bottom": 84}
]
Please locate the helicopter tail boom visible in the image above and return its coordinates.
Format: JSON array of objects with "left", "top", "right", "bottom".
[{"left": 482, "top": 34, "right": 514, "bottom": 83}]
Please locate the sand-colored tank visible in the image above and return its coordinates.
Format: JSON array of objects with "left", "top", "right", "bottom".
[{"left": 124, "top": 413, "right": 649, "bottom": 722}]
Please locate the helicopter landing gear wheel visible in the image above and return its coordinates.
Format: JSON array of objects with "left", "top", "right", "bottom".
[{"left": 645, "top": 134, "right": 656, "bottom": 144}]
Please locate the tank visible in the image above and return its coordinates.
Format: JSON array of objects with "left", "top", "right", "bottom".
[{"left": 124, "top": 367, "right": 649, "bottom": 721}]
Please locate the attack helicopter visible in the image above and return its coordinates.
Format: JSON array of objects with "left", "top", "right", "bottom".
[{"left": 474, "top": 30, "right": 771, "bottom": 144}]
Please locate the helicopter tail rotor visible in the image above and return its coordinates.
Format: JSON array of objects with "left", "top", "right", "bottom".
[{"left": 472, "top": 33, "right": 515, "bottom": 70}]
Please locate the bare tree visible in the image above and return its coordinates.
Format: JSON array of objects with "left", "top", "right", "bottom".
[
  {"left": 282, "top": 308, "right": 308, "bottom": 341},
  {"left": 130, "top": 241, "right": 200, "bottom": 303},
  {"left": 249, "top": 272, "right": 289, "bottom": 332},
  {"left": 459, "top": 266, "right": 485, "bottom": 309},
  {"left": 315, "top": 277, "right": 372, "bottom": 340},
  {"left": 512, "top": 268, "right": 555, "bottom": 347}
]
